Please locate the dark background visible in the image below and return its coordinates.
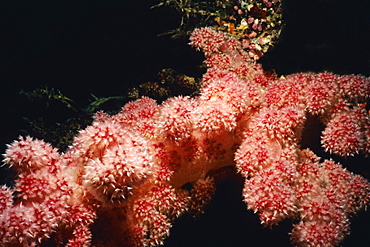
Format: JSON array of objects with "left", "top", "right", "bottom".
[{"left": 0, "top": 0, "right": 369, "bottom": 246}]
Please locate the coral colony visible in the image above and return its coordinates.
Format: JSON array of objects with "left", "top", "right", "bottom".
[
  {"left": 1, "top": 26, "right": 369, "bottom": 247},
  {"left": 1, "top": 5, "right": 370, "bottom": 247}
]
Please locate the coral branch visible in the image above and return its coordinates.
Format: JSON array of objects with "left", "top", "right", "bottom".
[{"left": 1, "top": 27, "right": 369, "bottom": 247}]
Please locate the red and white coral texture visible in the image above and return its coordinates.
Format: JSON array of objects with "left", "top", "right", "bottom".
[{"left": 1, "top": 27, "right": 370, "bottom": 247}]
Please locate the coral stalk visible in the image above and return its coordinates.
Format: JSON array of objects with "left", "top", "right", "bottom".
[{"left": 1, "top": 27, "right": 370, "bottom": 247}]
